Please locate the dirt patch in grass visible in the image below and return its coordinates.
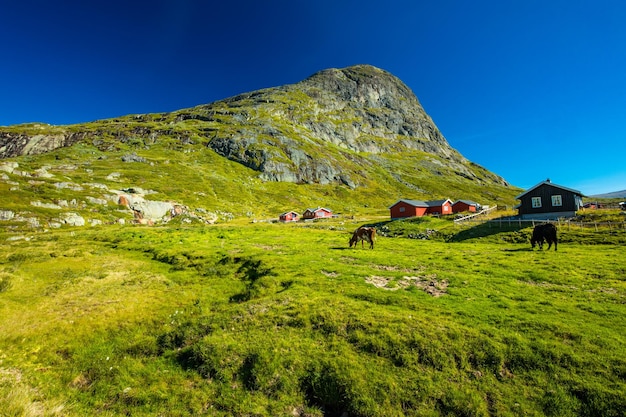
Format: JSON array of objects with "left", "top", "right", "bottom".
[
  {"left": 370, "top": 264, "right": 427, "bottom": 273},
  {"left": 0, "top": 368, "right": 23, "bottom": 384},
  {"left": 365, "top": 274, "right": 448, "bottom": 296}
]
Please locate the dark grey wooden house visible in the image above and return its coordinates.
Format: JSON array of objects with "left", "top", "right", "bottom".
[{"left": 515, "top": 179, "right": 584, "bottom": 219}]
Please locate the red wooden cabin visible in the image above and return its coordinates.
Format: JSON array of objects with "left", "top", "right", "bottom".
[
  {"left": 452, "top": 200, "right": 478, "bottom": 213},
  {"left": 389, "top": 200, "right": 428, "bottom": 219},
  {"left": 279, "top": 211, "right": 299, "bottom": 222},
  {"left": 425, "top": 199, "right": 453, "bottom": 215},
  {"left": 302, "top": 207, "right": 333, "bottom": 220}
]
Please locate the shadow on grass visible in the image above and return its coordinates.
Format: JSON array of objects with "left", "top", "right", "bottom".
[{"left": 448, "top": 222, "right": 530, "bottom": 243}]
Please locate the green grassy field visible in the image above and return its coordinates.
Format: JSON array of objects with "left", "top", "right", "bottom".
[{"left": 0, "top": 219, "right": 624, "bottom": 416}]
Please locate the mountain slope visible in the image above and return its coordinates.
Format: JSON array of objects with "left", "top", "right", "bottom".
[
  {"left": 0, "top": 65, "right": 519, "bottom": 223},
  {"left": 589, "top": 190, "right": 626, "bottom": 199}
]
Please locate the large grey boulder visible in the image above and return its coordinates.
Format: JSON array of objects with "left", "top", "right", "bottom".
[{"left": 130, "top": 200, "right": 175, "bottom": 221}]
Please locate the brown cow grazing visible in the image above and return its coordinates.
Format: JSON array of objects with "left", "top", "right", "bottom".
[
  {"left": 531, "top": 223, "right": 558, "bottom": 251},
  {"left": 349, "top": 226, "right": 376, "bottom": 249}
]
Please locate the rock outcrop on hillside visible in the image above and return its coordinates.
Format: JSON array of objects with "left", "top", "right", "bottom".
[
  {"left": 0, "top": 130, "right": 87, "bottom": 158},
  {"left": 0, "top": 65, "right": 509, "bottom": 188},
  {"left": 194, "top": 65, "right": 484, "bottom": 186}
]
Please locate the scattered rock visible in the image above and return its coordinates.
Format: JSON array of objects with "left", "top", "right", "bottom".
[
  {"left": 56, "top": 164, "right": 78, "bottom": 171},
  {"left": 0, "top": 161, "right": 19, "bottom": 173},
  {"left": 54, "top": 182, "right": 83, "bottom": 191},
  {"left": 121, "top": 153, "right": 147, "bottom": 163},
  {"left": 26, "top": 217, "right": 41, "bottom": 228},
  {"left": 13, "top": 170, "right": 31, "bottom": 177},
  {"left": 121, "top": 187, "right": 155, "bottom": 195},
  {"left": 31, "top": 201, "right": 63, "bottom": 209},
  {"left": 85, "top": 182, "right": 109, "bottom": 190},
  {"left": 86, "top": 196, "right": 108, "bottom": 205},
  {"left": 60, "top": 212, "right": 85, "bottom": 226},
  {"left": 34, "top": 167, "right": 54, "bottom": 178},
  {"left": 118, "top": 195, "right": 131, "bottom": 207}
]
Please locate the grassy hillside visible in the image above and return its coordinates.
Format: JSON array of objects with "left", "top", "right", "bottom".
[
  {"left": 0, "top": 126, "right": 519, "bottom": 228},
  {"left": 1, "top": 220, "right": 624, "bottom": 416}
]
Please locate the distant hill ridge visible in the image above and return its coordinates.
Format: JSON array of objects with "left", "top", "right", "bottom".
[{"left": 590, "top": 190, "right": 626, "bottom": 199}]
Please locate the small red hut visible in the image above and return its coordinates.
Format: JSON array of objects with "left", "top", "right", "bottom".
[
  {"left": 279, "top": 211, "right": 299, "bottom": 222},
  {"left": 452, "top": 200, "right": 479, "bottom": 214}
]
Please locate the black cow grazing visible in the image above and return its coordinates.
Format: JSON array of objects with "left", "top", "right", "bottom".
[
  {"left": 349, "top": 226, "right": 376, "bottom": 249},
  {"left": 530, "top": 223, "right": 558, "bottom": 251}
]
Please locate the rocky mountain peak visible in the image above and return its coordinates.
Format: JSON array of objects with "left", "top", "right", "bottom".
[
  {"left": 293, "top": 64, "right": 453, "bottom": 154},
  {"left": 303, "top": 65, "right": 416, "bottom": 105},
  {"left": 0, "top": 65, "right": 509, "bottom": 190}
]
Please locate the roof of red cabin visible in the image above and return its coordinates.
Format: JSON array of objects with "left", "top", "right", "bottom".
[
  {"left": 389, "top": 199, "right": 452, "bottom": 209},
  {"left": 453, "top": 200, "right": 478, "bottom": 206},
  {"left": 305, "top": 207, "right": 332, "bottom": 212}
]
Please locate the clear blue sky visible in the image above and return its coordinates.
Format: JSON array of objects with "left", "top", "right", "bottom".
[{"left": 2, "top": 1, "right": 625, "bottom": 195}]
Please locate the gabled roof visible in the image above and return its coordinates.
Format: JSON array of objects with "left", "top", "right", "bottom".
[
  {"left": 425, "top": 199, "right": 452, "bottom": 206},
  {"left": 389, "top": 199, "right": 452, "bottom": 209},
  {"left": 389, "top": 199, "right": 429, "bottom": 209},
  {"left": 304, "top": 207, "right": 332, "bottom": 213},
  {"left": 280, "top": 211, "right": 299, "bottom": 216},
  {"left": 453, "top": 200, "right": 478, "bottom": 206},
  {"left": 515, "top": 180, "right": 584, "bottom": 200}
]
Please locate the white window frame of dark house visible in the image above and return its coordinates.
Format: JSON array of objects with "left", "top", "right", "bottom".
[
  {"left": 551, "top": 195, "right": 562, "bottom": 207},
  {"left": 399, "top": 206, "right": 405, "bottom": 212},
  {"left": 531, "top": 197, "right": 542, "bottom": 208}
]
